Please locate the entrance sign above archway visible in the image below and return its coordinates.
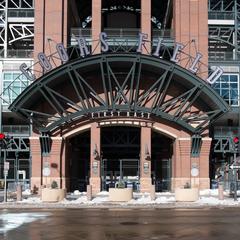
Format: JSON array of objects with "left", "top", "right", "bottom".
[{"left": 9, "top": 53, "right": 229, "bottom": 134}]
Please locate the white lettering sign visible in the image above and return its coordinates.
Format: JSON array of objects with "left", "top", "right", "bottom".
[
  {"left": 137, "top": 33, "right": 148, "bottom": 53},
  {"left": 20, "top": 32, "right": 223, "bottom": 85},
  {"left": 77, "top": 37, "right": 90, "bottom": 57}
]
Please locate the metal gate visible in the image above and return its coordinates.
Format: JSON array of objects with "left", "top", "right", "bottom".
[{"left": 101, "top": 158, "right": 140, "bottom": 191}]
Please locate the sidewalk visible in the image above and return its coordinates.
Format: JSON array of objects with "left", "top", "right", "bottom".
[{"left": 1, "top": 189, "right": 240, "bottom": 209}]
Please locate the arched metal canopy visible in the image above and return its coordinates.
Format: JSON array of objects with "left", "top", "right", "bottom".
[{"left": 9, "top": 53, "right": 230, "bottom": 134}]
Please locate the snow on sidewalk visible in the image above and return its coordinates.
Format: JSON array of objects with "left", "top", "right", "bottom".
[{"left": 2, "top": 189, "right": 240, "bottom": 207}]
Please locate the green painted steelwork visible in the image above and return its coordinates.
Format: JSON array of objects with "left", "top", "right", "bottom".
[{"left": 9, "top": 53, "right": 230, "bottom": 134}]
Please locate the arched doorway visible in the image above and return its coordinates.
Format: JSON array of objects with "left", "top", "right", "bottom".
[
  {"left": 9, "top": 53, "right": 229, "bottom": 192},
  {"left": 101, "top": 126, "right": 140, "bottom": 191},
  {"left": 151, "top": 130, "right": 173, "bottom": 192},
  {"left": 68, "top": 130, "right": 90, "bottom": 192}
]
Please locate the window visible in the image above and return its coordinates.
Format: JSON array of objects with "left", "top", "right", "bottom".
[
  {"left": 2, "top": 72, "right": 29, "bottom": 105},
  {"left": 213, "top": 74, "right": 239, "bottom": 106}
]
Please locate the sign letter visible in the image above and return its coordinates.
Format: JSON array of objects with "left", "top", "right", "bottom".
[
  {"left": 77, "top": 37, "right": 90, "bottom": 57},
  {"left": 153, "top": 38, "right": 163, "bottom": 57},
  {"left": 207, "top": 67, "right": 223, "bottom": 84},
  {"left": 38, "top": 52, "right": 52, "bottom": 71},
  {"left": 19, "top": 63, "right": 36, "bottom": 81},
  {"left": 189, "top": 52, "right": 202, "bottom": 73},
  {"left": 137, "top": 33, "right": 148, "bottom": 53},
  {"left": 100, "top": 32, "right": 109, "bottom": 52},
  {"left": 56, "top": 43, "right": 69, "bottom": 63},
  {"left": 170, "top": 43, "right": 184, "bottom": 63}
]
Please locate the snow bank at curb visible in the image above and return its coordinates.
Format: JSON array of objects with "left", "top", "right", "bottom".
[{"left": 2, "top": 189, "right": 240, "bottom": 207}]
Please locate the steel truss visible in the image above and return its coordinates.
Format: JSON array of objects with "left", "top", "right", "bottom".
[
  {"left": 1, "top": 136, "right": 30, "bottom": 152},
  {"left": 208, "top": 0, "right": 234, "bottom": 11},
  {"left": 0, "top": 135, "right": 30, "bottom": 182},
  {"left": 213, "top": 137, "right": 233, "bottom": 153},
  {"left": 208, "top": 0, "right": 240, "bottom": 60},
  {"left": 0, "top": 0, "right": 34, "bottom": 58},
  {"left": 8, "top": 53, "right": 229, "bottom": 135}
]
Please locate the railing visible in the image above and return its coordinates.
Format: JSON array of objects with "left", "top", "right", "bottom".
[
  {"left": 7, "top": 49, "right": 33, "bottom": 58},
  {"left": 208, "top": 11, "right": 234, "bottom": 20},
  {"left": 209, "top": 52, "right": 240, "bottom": 61},
  {"left": 214, "top": 127, "right": 239, "bottom": 137},
  {"left": 2, "top": 125, "right": 30, "bottom": 136},
  {"left": 71, "top": 28, "right": 174, "bottom": 40},
  {"left": 8, "top": 9, "right": 34, "bottom": 18}
]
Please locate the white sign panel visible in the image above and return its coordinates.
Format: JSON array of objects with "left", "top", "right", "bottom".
[
  {"left": 42, "top": 167, "right": 51, "bottom": 177},
  {"left": 4, "top": 162, "right": 9, "bottom": 171},
  {"left": 191, "top": 167, "right": 199, "bottom": 177}
]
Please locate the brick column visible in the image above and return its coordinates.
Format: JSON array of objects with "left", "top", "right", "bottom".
[
  {"left": 30, "top": 137, "right": 42, "bottom": 192},
  {"left": 34, "top": 0, "right": 68, "bottom": 77},
  {"left": 199, "top": 138, "right": 212, "bottom": 189},
  {"left": 89, "top": 122, "right": 101, "bottom": 195},
  {"left": 140, "top": 126, "right": 152, "bottom": 192},
  {"left": 48, "top": 137, "right": 65, "bottom": 189},
  {"left": 92, "top": 0, "right": 102, "bottom": 54},
  {"left": 172, "top": 139, "right": 191, "bottom": 190},
  {"left": 174, "top": 0, "right": 208, "bottom": 77},
  {"left": 141, "top": 0, "right": 151, "bottom": 54}
]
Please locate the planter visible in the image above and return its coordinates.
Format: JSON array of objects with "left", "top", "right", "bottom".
[
  {"left": 109, "top": 188, "right": 133, "bottom": 202},
  {"left": 41, "top": 188, "right": 66, "bottom": 202},
  {"left": 175, "top": 188, "right": 199, "bottom": 202}
]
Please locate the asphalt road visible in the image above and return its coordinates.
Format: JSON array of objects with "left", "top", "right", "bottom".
[{"left": 1, "top": 208, "right": 240, "bottom": 240}]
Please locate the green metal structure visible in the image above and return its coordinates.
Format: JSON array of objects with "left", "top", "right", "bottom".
[{"left": 9, "top": 53, "right": 229, "bottom": 135}]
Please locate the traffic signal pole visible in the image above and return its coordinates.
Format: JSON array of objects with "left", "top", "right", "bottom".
[
  {"left": 3, "top": 159, "right": 7, "bottom": 202},
  {"left": 233, "top": 136, "right": 239, "bottom": 201},
  {"left": 234, "top": 152, "right": 238, "bottom": 201}
]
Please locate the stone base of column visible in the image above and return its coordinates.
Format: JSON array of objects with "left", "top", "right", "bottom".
[
  {"left": 63, "top": 177, "right": 70, "bottom": 191},
  {"left": 172, "top": 177, "right": 210, "bottom": 190},
  {"left": 89, "top": 177, "right": 101, "bottom": 196},
  {"left": 140, "top": 178, "right": 152, "bottom": 193}
]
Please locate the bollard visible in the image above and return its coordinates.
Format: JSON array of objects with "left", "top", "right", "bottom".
[
  {"left": 87, "top": 185, "right": 92, "bottom": 201},
  {"left": 218, "top": 183, "right": 224, "bottom": 200},
  {"left": 16, "top": 184, "right": 22, "bottom": 202},
  {"left": 150, "top": 184, "right": 156, "bottom": 201}
]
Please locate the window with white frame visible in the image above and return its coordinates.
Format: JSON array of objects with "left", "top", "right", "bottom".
[
  {"left": 213, "top": 74, "right": 239, "bottom": 106},
  {"left": 2, "top": 72, "right": 29, "bottom": 105}
]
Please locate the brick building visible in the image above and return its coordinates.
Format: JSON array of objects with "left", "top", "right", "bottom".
[{"left": 0, "top": 0, "right": 239, "bottom": 195}]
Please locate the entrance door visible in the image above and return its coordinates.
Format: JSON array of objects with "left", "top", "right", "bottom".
[
  {"left": 101, "top": 126, "right": 141, "bottom": 191},
  {"left": 101, "top": 158, "right": 140, "bottom": 191},
  {"left": 151, "top": 131, "right": 173, "bottom": 192}
]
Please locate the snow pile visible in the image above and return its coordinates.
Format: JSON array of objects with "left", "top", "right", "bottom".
[
  {"left": 200, "top": 189, "right": 219, "bottom": 196},
  {"left": 5, "top": 189, "right": 240, "bottom": 207},
  {"left": 22, "top": 189, "right": 32, "bottom": 196},
  {"left": 0, "top": 212, "right": 50, "bottom": 234},
  {"left": 72, "top": 190, "right": 82, "bottom": 196},
  {"left": 197, "top": 196, "right": 240, "bottom": 206},
  {"left": 21, "top": 197, "right": 42, "bottom": 203},
  {"left": 128, "top": 194, "right": 154, "bottom": 204},
  {"left": 155, "top": 196, "right": 175, "bottom": 203},
  {"left": 61, "top": 196, "right": 89, "bottom": 204},
  {"left": 91, "top": 192, "right": 109, "bottom": 203},
  {"left": 96, "top": 191, "right": 109, "bottom": 196}
]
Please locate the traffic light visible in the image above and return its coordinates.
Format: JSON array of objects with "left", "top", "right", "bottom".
[
  {"left": 233, "top": 136, "right": 239, "bottom": 152},
  {"left": 0, "top": 133, "right": 5, "bottom": 139},
  {"left": 0, "top": 133, "right": 6, "bottom": 148}
]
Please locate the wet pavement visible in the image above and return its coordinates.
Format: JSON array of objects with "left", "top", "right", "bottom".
[{"left": 1, "top": 208, "right": 240, "bottom": 240}]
